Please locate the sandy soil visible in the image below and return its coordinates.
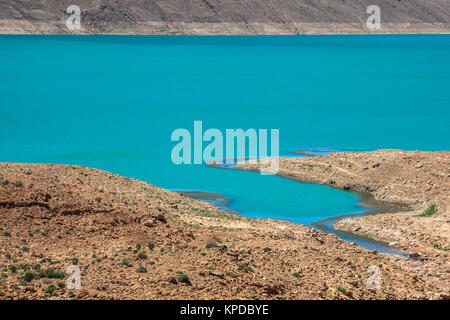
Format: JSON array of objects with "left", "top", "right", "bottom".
[
  {"left": 0, "top": 162, "right": 448, "bottom": 300},
  {"left": 235, "top": 149, "right": 449, "bottom": 294}
]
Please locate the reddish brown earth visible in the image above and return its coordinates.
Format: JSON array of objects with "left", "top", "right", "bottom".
[
  {"left": 0, "top": 162, "right": 448, "bottom": 300},
  {"left": 236, "top": 150, "right": 450, "bottom": 295}
]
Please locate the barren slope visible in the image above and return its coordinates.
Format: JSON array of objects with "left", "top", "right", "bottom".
[
  {"left": 0, "top": 0, "right": 449, "bottom": 34},
  {"left": 0, "top": 162, "right": 448, "bottom": 299}
]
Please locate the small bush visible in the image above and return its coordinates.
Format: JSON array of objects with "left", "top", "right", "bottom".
[
  {"left": 8, "top": 265, "right": 17, "bottom": 274},
  {"left": 45, "top": 285, "right": 57, "bottom": 295},
  {"left": 137, "top": 251, "right": 148, "bottom": 260},
  {"left": 13, "top": 181, "right": 23, "bottom": 187},
  {"left": 416, "top": 205, "right": 437, "bottom": 217},
  {"left": 22, "top": 271, "right": 38, "bottom": 284},
  {"left": 177, "top": 273, "right": 190, "bottom": 283},
  {"left": 148, "top": 243, "right": 155, "bottom": 251},
  {"left": 136, "top": 266, "right": 147, "bottom": 273},
  {"left": 205, "top": 242, "right": 219, "bottom": 249},
  {"left": 237, "top": 263, "right": 252, "bottom": 273},
  {"left": 121, "top": 258, "right": 130, "bottom": 266},
  {"left": 337, "top": 287, "right": 347, "bottom": 294},
  {"left": 19, "top": 264, "right": 30, "bottom": 271},
  {"left": 41, "top": 268, "right": 65, "bottom": 279}
]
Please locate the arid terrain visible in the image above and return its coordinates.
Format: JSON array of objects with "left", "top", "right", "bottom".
[
  {"left": 0, "top": 0, "right": 449, "bottom": 35},
  {"left": 236, "top": 150, "right": 450, "bottom": 294},
  {"left": 0, "top": 160, "right": 448, "bottom": 300}
]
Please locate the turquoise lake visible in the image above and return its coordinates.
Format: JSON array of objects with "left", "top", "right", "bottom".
[{"left": 1, "top": 35, "right": 449, "bottom": 252}]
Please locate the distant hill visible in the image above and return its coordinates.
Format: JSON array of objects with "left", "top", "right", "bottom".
[{"left": 0, "top": 0, "right": 449, "bottom": 34}]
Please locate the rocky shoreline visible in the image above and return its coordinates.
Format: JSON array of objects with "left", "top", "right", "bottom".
[
  {"left": 0, "top": 161, "right": 448, "bottom": 299},
  {"left": 235, "top": 149, "right": 449, "bottom": 293}
]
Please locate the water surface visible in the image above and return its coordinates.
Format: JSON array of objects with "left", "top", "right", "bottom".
[{"left": 1, "top": 35, "right": 449, "bottom": 252}]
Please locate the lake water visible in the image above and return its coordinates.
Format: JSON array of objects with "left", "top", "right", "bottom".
[{"left": 1, "top": 35, "right": 449, "bottom": 253}]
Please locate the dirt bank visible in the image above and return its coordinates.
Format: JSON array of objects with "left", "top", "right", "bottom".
[
  {"left": 0, "top": 162, "right": 447, "bottom": 299},
  {"left": 235, "top": 150, "right": 449, "bottom": 293}
]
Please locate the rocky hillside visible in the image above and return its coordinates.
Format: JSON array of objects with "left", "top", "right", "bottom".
[
  {"left": 0, "top": 162, "right": 448, "bottom": 299},
  {"left": 236, "top": 149, "right": 450, "bottom": 292},
  {"left": 0, "top": 0, "right": 449, "bottom": 34}
]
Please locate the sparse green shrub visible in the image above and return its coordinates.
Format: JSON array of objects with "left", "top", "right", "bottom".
[
  {"left": 416, "top": 205, "right": 437, "bottom": 217},
  {"left": 13, "top": 181, "right": 23, "bottom": 187},
  {"left": 45, "top": 285, "right": 57, "bottom": 295},
  {"left": 136, "top": 266, "right": 147, "bottom": 273},
  {"left": 205, "top": 242, "right": 219, "bottom": 249},
  {"left": 337, "top": 287, "right": 347, "bottom": 294},
  {"left": 22, "top": 271, "right": 38, "bottom": 284},
  {"left": 18, "top": 264, "right": 30, "bottom": 271},
  {"left": 137, "top": 251, "right": 148, "bottom": 260},
  {"left": 237, "top": 263, "right": 252, "bottom": 273},
  {"left": 177, "top": 273, "right": 190, "bottom": 283},
  {"left": 41, "top": 268, "right": 65, "bottom": 279}
]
